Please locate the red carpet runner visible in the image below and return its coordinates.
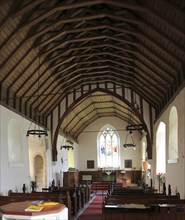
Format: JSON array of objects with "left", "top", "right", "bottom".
[{"left": 76, "top": 195, "right": 103, "bottom": 220}]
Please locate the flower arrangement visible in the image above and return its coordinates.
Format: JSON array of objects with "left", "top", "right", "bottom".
[
  {"left": 156, "top": 173, "right": 165, "bottom": 184},
  {"left": 156, "top": 173, "right": 165, "bottom": 192}
]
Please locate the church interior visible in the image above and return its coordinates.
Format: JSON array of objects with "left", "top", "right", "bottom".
[{"left": 0, "top": 0, "right": 185, "bottom": 219}]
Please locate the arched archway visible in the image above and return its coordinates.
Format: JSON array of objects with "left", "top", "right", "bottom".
[
  {"left": 28, "top": 136, "right": 46, "bottom": 190},
  {"left": 52, "top": 88, "right": 151, "bottom": 161},
  {"left": 34, "top": 155, "right": 45, "bottom": 189}
]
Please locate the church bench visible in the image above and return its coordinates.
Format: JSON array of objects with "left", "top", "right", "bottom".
[
  {"left": 59, "top": 185, "right": 91, "bottom": 218},
  {"left": 110, "top": 186, "right": 149, "bottom": 195},
  {"left": 41, "top": 185, "right": 90, "bottom": 219},
  {"left": 7, "top": 191, "right": 68, "bottom": 207},
  {"left": 104, "top": 194, "right": 183, "bottom": 207},
  {"left": 102, "top": 193, "right": 185, "bottom": 220},
  {"left": 0, "top": 196, "right": 19, "bottom": 206},
  {"left": 1, "top": 186, "right": 91, "bottom": 219},
  {"left": 60, "top": 186, "right": 81, "bottom": 217},
  {"left": 102, "top": 204, "right": 185, "bottom": 220},
  {"left": 8, "top": 191, "right": 62, "bottom": 200},
  {"left": 105, "top": 193, "right": 180, "bottom": 201}
]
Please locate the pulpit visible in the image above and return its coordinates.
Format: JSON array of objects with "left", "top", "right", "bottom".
[{"left": 63, "top": 171, "right": 79, "bottom": 187}]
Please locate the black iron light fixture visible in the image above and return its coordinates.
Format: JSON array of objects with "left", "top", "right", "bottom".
[
  {"left": 26, "top": 125, "right": 48, "bottom": 137},
  {"left": 60, "top": 139, "right": 74, "bottom": 150},
  {"left": 126, "top": 124, "right": 146, "bottom": 132},
  {"left": 123, "top": 130, "right": 136, "bottom": 150},
  {"left": 26, "top": 49, "right": 48, "bottom": 138}
]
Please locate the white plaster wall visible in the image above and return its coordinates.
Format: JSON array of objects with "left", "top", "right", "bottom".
[
  {"left": 153, "top": 88, "right": 185, "bottom": 198},
  {"left": 0, "top": 106, "right": 54, "bottom": 195},
  {"left": 0, "top": 106, "right": 30, "bottom": 194},
  {"left": 0, "top": 105, "right": 79, "bottom": 194},
  {"left": 78, "top": 117, "right": 142, "bottom": 171}
]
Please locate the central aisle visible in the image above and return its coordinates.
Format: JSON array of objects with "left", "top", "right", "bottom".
[{"left": 75, "top": 195, "right": 104, "bottom": 220}]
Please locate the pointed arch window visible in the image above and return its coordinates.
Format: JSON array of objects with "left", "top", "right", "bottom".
[
  {"left": 156, "top": 122, "right": 166, "bottom": 174},
  {"left": 97, "top": 125, "right": 120, "bottom": 168},
  {"left": 168, "top": 106, "right": 178, "bottom": 163}
]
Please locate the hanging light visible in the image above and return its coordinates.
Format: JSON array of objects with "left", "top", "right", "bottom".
[
  {"left": 123, "top": 130, "right": 136, "bottom": 150},
  {"left": 26, "top": 49, "right": 48, "bottom": 138},
  {"left": 60, "top": 139, "right": 74, "bottom": 150},
  {"left": 126, "top": 62, "right": 146, "bottom": 133},
  {"left": 126, "top": 124, "right": 146, "bottom": 131},
  {"left": 60, "top": 145, "right": 73, "bottom": 150},
  {"left": 26, "top": 120, "right": 48, "bottom": 137}
]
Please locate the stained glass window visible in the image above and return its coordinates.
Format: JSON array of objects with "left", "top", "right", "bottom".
[{"left": 97, "top": 125, "right": 120, "bottom": 168}]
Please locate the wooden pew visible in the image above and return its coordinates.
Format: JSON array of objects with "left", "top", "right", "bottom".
[
  {"left": 110, "top": 184, "right": 168, "bottom": 196},
  {"left": 77, "top": 187, "right": 82, "bottom": 211},
  {"left": 80, "top": 185, "right": 86, "bottom": 208},
  {"left": 8, "top": 190, "right": 61, "bottom": 201},
  {"left": 59, "top": 186, "right": 78, "bottom": 217},
  {"left": 102, "top": 193, "right": 185, "bottom": 220},
  {"left": 1, "top": 184, "right": 92, "bottom": 220},
  {"left": 104, "top": 194, "right": 183, "bottom": 210},
  {"left": 110, "top": 186, "right": 148, "bottom": 195},
  {"left": 40, "top": 185, "right": 85, "bottom": 219},
  {"left": 60, "top": 184, "right": 91, "bottom": 217},
  {"left": 103, "top": 202, "right": 185, "bottom": 220},
  {"left": 0, "top": 195, "right": 19, "bottom": 206},
  {"left": 105, "top": 194, "right": 181, "bottom": 203}
]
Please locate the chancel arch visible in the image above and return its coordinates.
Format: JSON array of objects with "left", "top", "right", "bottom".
[{"left": 51, "top": 86, "right": 153, "bottom": 162}]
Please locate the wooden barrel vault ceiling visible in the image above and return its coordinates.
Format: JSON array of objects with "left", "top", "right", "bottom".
[{"left": 0, "top": 0, "right": 185, "bottom": 142}]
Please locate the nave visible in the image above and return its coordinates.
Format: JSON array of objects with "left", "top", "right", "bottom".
[
  {"left": 75, "top": 194, "right": 103, "bottom": 220},
  {"left": 1, "top": 183, "right": 185, "bottom": 220}
]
